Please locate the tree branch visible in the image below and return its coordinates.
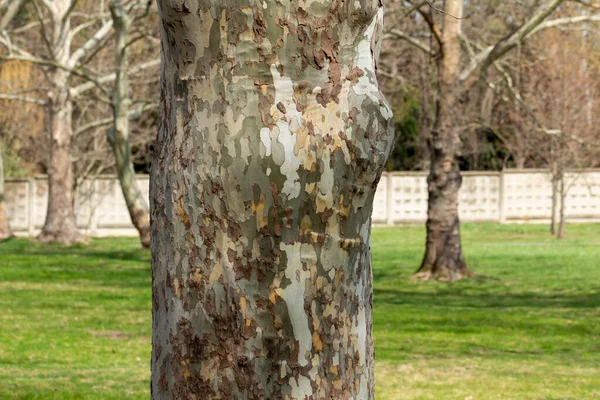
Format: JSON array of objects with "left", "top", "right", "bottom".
[
  {"left": 423, "top": 0, "right": 468, "bottom": 19},
  {"left": 527, "top": 13, "right": 600, "bottom": 36},
  {"left": 384, "top": 29, "right": 434, "bottom": 55},
  {"left": 417, "top": 5, "right": 442, "bottom": 51},
  {"left": 70, "top": 58, "right": 160, "bottom": 97},
  {"left": 488, "top": 62, "right": 592, "bottom": 147},
  {"left": 0, "top": 93, "right": 46, "bottom": 105},
  {"left": 75, "top": 102, "right": 157, "bottom": 136},
  {"left": 32, "top": 0, "right": 54, "bottom": 58},
  {"left": 0, "top": 33, "right": 36, "bottom": 58},
  {"left": 0, "top": 0, "right": 25, "bottom": 31},
  {"left": 0, "top": 54, "right": 111, "bottom": 97},
  {"left": 68, "top": 19, "right": 114, "bottom": 67},
  {"left": 460, "top": 0, "right": 565, "bottom": 81}
]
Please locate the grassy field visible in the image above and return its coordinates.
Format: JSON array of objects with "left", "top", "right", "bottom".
[{"left": 0, "top": 224, "right": 599, "bottom": 399}]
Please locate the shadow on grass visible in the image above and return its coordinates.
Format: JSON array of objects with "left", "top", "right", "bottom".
[
  {"left": 374, "top": 286, "right": 600, "bottom": 309},
  {"left": 0, "top": 238, "right": 151, "bottom": 289}
]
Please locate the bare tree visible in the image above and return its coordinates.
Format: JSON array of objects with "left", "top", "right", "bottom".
[
  {"left": 0, "top": 0, "right": 159, "bottom": 244},
  {"left": 0, "top": 0, "right": 114, "bottom": 243},
  {"left": 507, "top": 28, "right": 600, "bottom": 238},
  {"left": 0, "top": 0, "right": 28, "bottom": 240},
  {"left": 388, "top": 0, "right": 600, "bottom": 280}
]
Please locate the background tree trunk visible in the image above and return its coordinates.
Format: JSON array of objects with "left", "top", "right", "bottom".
[
  {"left": 37, "top": 0, "right": 85, "bottom": 244},
  {"left": 557, "top": 171, "right": 566, "bottom": 239},
  {"left": 415, "top": 0, "right": 472, "bottom": 280},
  {"left": 151, "top": 1, "right": 394, "bottom": 398},
  {"left": 37, "top": 69, "right": 83, "bottom": 244},
  {"left": 0, "top": 147, "right": 12, "bottom": 239},
  {"left": 109, "top": 1, "right": 150, "bottom": 248}
]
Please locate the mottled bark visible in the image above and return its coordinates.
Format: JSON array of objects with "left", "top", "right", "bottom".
[
  {"left": 37, "top": 0, "right": 85, "bottom": 244},
  {"left": 0, "top": 147, "right": 12, "bottom": 240},
  {"left": 416, "top": 0, "right": 472, "bottom": 281},
  {"left": 109, "top": 1, "right": 150, "bottom": 248},
  {"left": 37, "top": 68, "right": 84, "bottom": 244},
  {"left": 151, "top": 1, "right": 394, "bottom": 398}
]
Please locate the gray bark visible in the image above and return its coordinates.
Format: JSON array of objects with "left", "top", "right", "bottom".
[
  {"left": 109, "top": 1, "right": 150, "bottom": 248},
  {"left": 151, "top": 0, "right": 395, "bottom": 398},
  {"left": 36, "top": 0, "right": 84, "bottom": 244},
  {"left": 416, "top": 0, "right": 472, "bottom": 281},
  {"left": 37, "top": 67, "right": 83, "bottom": 244}
]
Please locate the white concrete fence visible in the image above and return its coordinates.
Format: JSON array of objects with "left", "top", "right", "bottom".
[{"left": 5, "top": 170, "right": 600, "bottom": 236}]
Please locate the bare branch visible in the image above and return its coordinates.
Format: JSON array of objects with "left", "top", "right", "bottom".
[
  {"left": 68, "top": 19, "right": 113, "bottom": 67},
  {"left": 527, "top": 13, "right": 600, "bottom": 36},
  {"left": 63, "top": 0, "right": 79, "bottom": 22},
  {"left": 0, "top": 0, "right": 25, "bottom": 31},
  {"left": 0, "top": 32, "right": 36, "bottom": 58},
  {"left": 71, "top": 58, "right": 160, "bottom": 97},
  {"left": 399, "top": 1, "right": 428, "bottom": 19},
  {"left": 488, "top": 62, "right": 593, "bottom": 147},
  {"left": 0, "top": 93, "right": 46, "bottom": 105},
  {"left": 570, "top": 0, "right": 600, "bottom": 9},
  {"left": 75, "top": 102, "right": 157, "bottom": 136},
  {"left": 66, "top": 19, "right": 97, "bottom": 48},
  {"left": 423, "top": 0, "right": 468, "bottom": 19},
  {"left": 32, "top": 0, "right": 54, "bottom": 58},
  {"left": 417, "top": 5, "right": 442, "bottom": 50},
  {"left": 0, "top": 54, "right": 111, "bottom": 97},
  {"left": 384, "top": 29, "right": 434, "bottom": 55},
  {"left": 38, "top": 0, "right": 58, "bottom": 15},
  {"left": 460, "top": 0, "right": 565, "bottom": 81}
]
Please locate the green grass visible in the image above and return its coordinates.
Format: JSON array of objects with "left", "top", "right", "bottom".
[
  {"left": 372, "top": 223, "right": 600, "bottom": 399},
  {"left": 0, "top": 239, "right": 151, "bottom": 399},
  {"left": 1, "top": 224, "right": 599, "bottom": 399}
]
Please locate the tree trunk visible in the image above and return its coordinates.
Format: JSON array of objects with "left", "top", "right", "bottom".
[
  {"left": 415, "top": 0, "right": 472, "bottom": 281},
  {"left": 0, "top": 147, "right": 12, "bottom": 240},
  {"left": 557, "top": 171, "right": 566, "bottom": 239},
  {"left": 37, "top": 69, "right": 84, "bottom": 244},
  {"left": 109, "top": 1, "right": 150, "bottom": 248},
  {"left": 150, "top": 1, "right": 394, "bottom": 398},
  {"left": 550, "top": 170, "right": 559, "bottom": 235},
  {"left": 37, "top": 0, "right": 85, "bottom": 244}
]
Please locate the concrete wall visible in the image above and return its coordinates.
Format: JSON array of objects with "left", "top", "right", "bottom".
[{"left": 5, "top": 170, "right": 600, "bottom": 236}]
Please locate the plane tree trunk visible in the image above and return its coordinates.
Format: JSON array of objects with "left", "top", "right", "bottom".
[
  {"left": 415, "top": 0, "right": 472, "bottom": 280},
  {"left": 108, "top": 1, "right": 151, "bottom": 248},
  {"left": 36, "top": 0, "right": 85, "bottom": 244},
  {"left": 37, "top": 68, "right": 83, "bottom": 244},
  {"left": 150, "top": 0, "right": 395, "bottom": 398}
]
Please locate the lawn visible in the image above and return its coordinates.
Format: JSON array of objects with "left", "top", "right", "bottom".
[{"left": 0, "top": 224, "right": 599, "bottom": 399}]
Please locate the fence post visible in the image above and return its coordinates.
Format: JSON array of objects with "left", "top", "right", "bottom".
[
  {"left": 386, "top": 172, "right": 394, "bottom": 226},
  {"left": 499, "top": 170, "right": 506, "bottom": 223},
  {"left": 27, "top": 177, "right": 35, "bottom": 236},
  {"left": 89, "top": 179, "right": 99, "bottom": 235}
]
